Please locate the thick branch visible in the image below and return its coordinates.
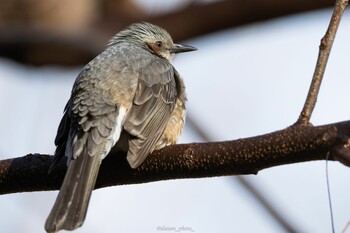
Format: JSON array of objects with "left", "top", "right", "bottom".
[
  {"left": 1, "top": 121, "right": 350, "bottom": 195},
  {"left": 0, "top": 0, "right": 335, "bottom": 66}
]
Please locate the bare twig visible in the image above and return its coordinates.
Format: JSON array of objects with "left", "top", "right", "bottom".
[
  {"left": 1, "top": 121, "right": 350, "bottom": 195},
  {"left": 296, "top": 0, "right": 349, "bottom": 125},
  {"left": 341, "top": 219, "right": 350, "bottom": 233}
]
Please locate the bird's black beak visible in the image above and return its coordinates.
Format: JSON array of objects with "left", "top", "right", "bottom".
[{"left": 170, "top": 44, "right": 197, "bottom": 54}]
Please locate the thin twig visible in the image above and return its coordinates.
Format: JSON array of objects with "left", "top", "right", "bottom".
[
  {"left": 296, "top": 0, "right": 349, "bottom": 125},
  {"left": 326, "top": 151, "right": 335, "bottom": 233},
  {"left": 342, "top": 219, "right": 350, "bottom": 233}
]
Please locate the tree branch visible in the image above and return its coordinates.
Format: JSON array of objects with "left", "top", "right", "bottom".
[
  {"left": 1, "top": 121, "right": 350, "bottom": 195},
  {"left": 0, "top": 2, "right": 349, "bottom": 212},
  {"left": 296, "top": 0, "right": 349, "bottom": 124},
  {"left": 0, "top": 0, "right": 335, "bottom": 66}
]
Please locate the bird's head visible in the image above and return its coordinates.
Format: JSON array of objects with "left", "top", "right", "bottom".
[{"left": 109, "top": 22, "right": 197, "bottom": 62}]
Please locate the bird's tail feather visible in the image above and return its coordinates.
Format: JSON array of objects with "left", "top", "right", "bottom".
[{"left": 45, "top": 148, "right": 101, "bottom": 232}]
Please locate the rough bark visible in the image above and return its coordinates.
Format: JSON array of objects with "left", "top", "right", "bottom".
[{"left": 1, "top": 121, "right": 350, "bottom": 195}]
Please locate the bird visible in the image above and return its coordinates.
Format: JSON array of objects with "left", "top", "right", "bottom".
[{"left": 44, "top": 22, "right": 196, "bottom": 232}]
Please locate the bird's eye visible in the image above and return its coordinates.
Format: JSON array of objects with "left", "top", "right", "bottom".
[{"left": 155, "top": 41, "right": 162, "bottom": 48}]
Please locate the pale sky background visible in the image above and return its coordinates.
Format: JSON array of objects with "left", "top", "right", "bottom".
[{"left": 0, "top": 5, "right": 350, "bottom": 233}]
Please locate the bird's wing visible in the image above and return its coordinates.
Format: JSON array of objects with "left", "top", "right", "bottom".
[
  {"left": 48, "top": 101, "right": 71, "bottom": 173},
  {"left": 46, "top": 52, "right": 136, "bottom": 231},
  {"left": 124, "top": 59, "right": 177, "bottom": 168},
  {"left": 49, "top": 63, "right": 131, "bottom": 171}
]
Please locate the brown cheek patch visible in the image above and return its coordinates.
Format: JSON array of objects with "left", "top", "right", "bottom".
[{"left": 146, "top": 42, "right": 158, "bottom": 54}]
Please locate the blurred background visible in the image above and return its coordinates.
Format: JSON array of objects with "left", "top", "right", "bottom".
[{"left": 0, "top": 0, "right": 350, "bottom": 232}]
